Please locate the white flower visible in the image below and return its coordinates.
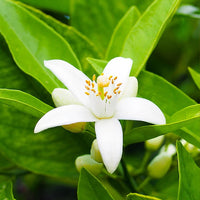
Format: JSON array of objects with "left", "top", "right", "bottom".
[{"left": 34, "top": 57, "right": 166, "bottom": 174}]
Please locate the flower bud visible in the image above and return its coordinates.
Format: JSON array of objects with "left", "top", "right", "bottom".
[
  {"left": 180, "top": 139, "right": 200, "bottom": 157},
  {"left": 90, "top": 139, "right": 103, "bottom": 163},
  {"left": 75, "top": 155, "right": 103, "bottom": 175},
  {"left": 52, "top": 88, "right": 86, "bottom": 133},
  {"left": 147, "top": 144, "right": 176, "bottom": 179},
  {"left": 52, "top": 88, "right": 80, "bottom": 107},
  {"left": 145, "top": 135, "right": 164, "bottom": 151},
  {"left": 121, "top": 76, "right": 138, "bottom": 98}
]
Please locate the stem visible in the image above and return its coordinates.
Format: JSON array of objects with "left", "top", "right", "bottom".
[
  {"left": 138, "top": 176, "right": 151, "bottom": 192},
  {"left": 121, "top": 157, "right": 138, "bottom": 192},
  {"left": 133, "top": 151, "right": 151, "bottom": 176}
]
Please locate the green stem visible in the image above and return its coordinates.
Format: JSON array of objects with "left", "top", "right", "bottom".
[
  {"left": 121, "top": 157, "right": 138, "bottom": 192},
  {"left": 138, "top": 176, "right": 151, "bottom": 192},
  {"left": 133, "top": 151, "right": 151, "bottom": 176}
]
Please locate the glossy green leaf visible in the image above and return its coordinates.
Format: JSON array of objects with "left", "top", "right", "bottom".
[
  {"left": 78, "top": 169, "right": 114, "bottom": 200},
  {"left": 177, "top": 141, "right": 200, "bottom": 200},
  {"left": 0, "top": 180, "right": 15, "bottom": 200},
  {"left": 121, "top": 0, "right": 181, "bottom": 76},
  {"left": 18, "top": 1, "right": 102, "bottom": 77},
  {"left": 71, "top": 0, "right": 127, "bottom": 54},
  {"left": 0, "top": 0, "right": 81, "bottom": 93},
  {"left": 124, "top": 104, "right": 200, "bottom": 147},
  {"left": 106, "top": 6, "right": 141, "bottom": 59},
  {"left": 137, "top": 70, "right": 196, "bottom": 116},
  {"left": 188, "top": 67, "right": 200, "bottom": 90},
  {"left": 87, "top": 58, "right": 107, "bottom": 75},
  {"left": 17, "top": 0, "right": 70, "bottom": 14},
  {"left": 0, "top": 89, "right": 52, "bottom": 118},
  {"left": 0, "top": 36, "right": 92, "bottom": 184},
  {"left": 127, "top": 193, "right": 161, "bottom": 200}
]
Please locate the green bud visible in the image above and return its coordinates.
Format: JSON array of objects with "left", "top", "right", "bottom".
[
  {"left": 90, "top": 139, "right": 103, "bottom": 163},
  {"left": 181, "top": 139, "right": 200, "bottom": 157},
  {"left": 147, "top": 144, "right": 176, "bottom": 179},
  {"left": 145, "top": 135, "right": 164, "bottom": 151},
  {"left": 75, "top": 155, "right": 103, "bottom": 175},
  {"left": 52, "top": 88, "right": 86, "bottom": 133}
]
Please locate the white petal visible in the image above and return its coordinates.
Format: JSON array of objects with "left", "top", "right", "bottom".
[
  {"left": 121, "top": 76, "right": 138, "bottom": 98},
  {"left": 95, "top": 118, "right": 123, "bottom": 173},
  {"left": 103, "top": 57, "right": 132, "bottom": 91},
  {"left": 52, "top": 88, "right": 81, "bottom": 107},
  {"left": 44, "top": 60, "right": 90, "bottom": 106},
  {"left": 34, "top": 105, "right": 96, "bottom": 133},
  {"left": 115, "top": 97, "right": 166, "bottom": 125}
]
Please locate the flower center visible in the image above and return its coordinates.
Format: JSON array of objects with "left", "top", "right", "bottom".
[
  {"left": 84, "top": 73, "right": 122, "bottom": 101},
  {"left": 84, "top": 73, "right": 122, "bottom": 118}
]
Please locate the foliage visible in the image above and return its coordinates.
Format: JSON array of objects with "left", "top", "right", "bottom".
[{"left": 0, "top": 0, "right": 199, "bottom": 199}]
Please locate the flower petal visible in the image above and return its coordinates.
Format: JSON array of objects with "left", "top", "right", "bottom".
[
  {"left": 103, "top": 57, "right": 132, "bottom": 91},
  {"left": 44, "top": 60, "right": 90, "bottom": 106},
  {"left": 121, "top": 76, "right": 138, "bottom": 98},
  {"left": 95, "top": 118, "right": 123, "bottom": 173},
  {"left": 115, "top": 97, "right": 166, "bottom": 125},
  {"left": 34, "top": 105, "right": 96, "bottom": 133}
]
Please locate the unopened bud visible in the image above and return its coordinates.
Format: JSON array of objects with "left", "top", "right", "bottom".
[
  {"left": 52, "top": 88, "right": 86, "bottom": 133},
  {"left": 121, "top": 76, "right": 138, "bottom": 98},
  {"left": 52, "top": 88, "right": 80, "bottom": 107},
  {"left": 63, "top": 122, "right": 86, "bottom": 133},
  {"left": 147, "top": 144, "right": 176, "bottom": 179},
  {"left": 145, "top": 135, "right": 164, "bottom": 151},
  {"left": 180, "top": 139, "right": 200, "bottom": 157},
  {"left": 90, "top": 139, "right": 103, "bottom": 163},
  {"left": 75, "top": 155, "right": 103, "bottom": 175}
]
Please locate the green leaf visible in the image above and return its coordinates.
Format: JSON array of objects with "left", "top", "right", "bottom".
[
  {"left": 0, "top": 0, "right": 81, "bottom": 93},
  {"left": 18, "top": 1, "right": 102, "bottom": 77},
  {"left": 121, "top": 0, "right": 181, "bottom": 76},
  {"left": 177, "top": 141, "right": 200, "bottom": 200},
  {"left": 78, "top": 169, "right": 114, "bottom": 200},
  {"left": 70, "top": 0, "right": 127, "bottom": 54},
  {"left": 0, "top": 102, "right": 93, "bottom": 183},
  {"left": 106, "top": 6, "right": 141, "bottom": 60},
  {"left": 0, "top": 89, "right": 52, "bottom": 118},
  {"left": 0, "top": 180, "right": 15, "bottom": 200},
  {"left": 188, "top": 67, "right": 200, "bottom": 90},
  {"left": 127, "top": 193, "right": 161, "bottom": 200},
  {"left": 124, "top": 104, "right": 200, "bottom": 147},
  {"left": 137, "top": 70, "right": 196, "bottom": 117},
  {"left": 0, "top": 37, "right": 92, "bottom": 184},
  {"left": 17, "top": 0, "right": 70, "bottom": 14},
  {"left": 87, "top": 58, "right": 107, "bottom": 75}
]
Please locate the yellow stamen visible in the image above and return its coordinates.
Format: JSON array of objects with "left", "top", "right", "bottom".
[
  {"left": 104, "top": 91, "right": 108, "bottom": 97},
  {"left": 86, "top": 80, "right": 91, "bottom": 86},
  {"left": 113, "top": 87, "right": 119, "bottom": 93},
  {"left": 85, "top": 92, "right": 90, "bottom": 95},
  {"left": 93, "top": 74, "right": 96, "bottom": 81},
  {"left": 117, "top": 83, "right": 122, "bottom": 86},
  {"left": 107, "top": 95, "right": 112, "bottom": 99},
  {"left": 101, "top": 73, "right": 104, "bottom": 76},
  {"left": 91, "top": 89, "right": 96, "bottom": 93},
  {"left": 118, "top": 91, "right": 121, "bottom": 94},
  {"left": 112, "top": 79, "right": 114, "bottom": 84},
  {"left": 109, "top": 75, "right": 113, "bottom": 80},
  {"left": 114, "top": 76, "right": 117, "bottom": 80},
  {"left": 85, "top": 86, "right": 90, "bottom": 90},
  {"left": 92, "top": 82, "right": 95, "bottom": 88}
]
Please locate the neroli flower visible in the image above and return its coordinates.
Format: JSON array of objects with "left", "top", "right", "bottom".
[{"left": 34, "top": 57, "right": 166, "bottom": 174}]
